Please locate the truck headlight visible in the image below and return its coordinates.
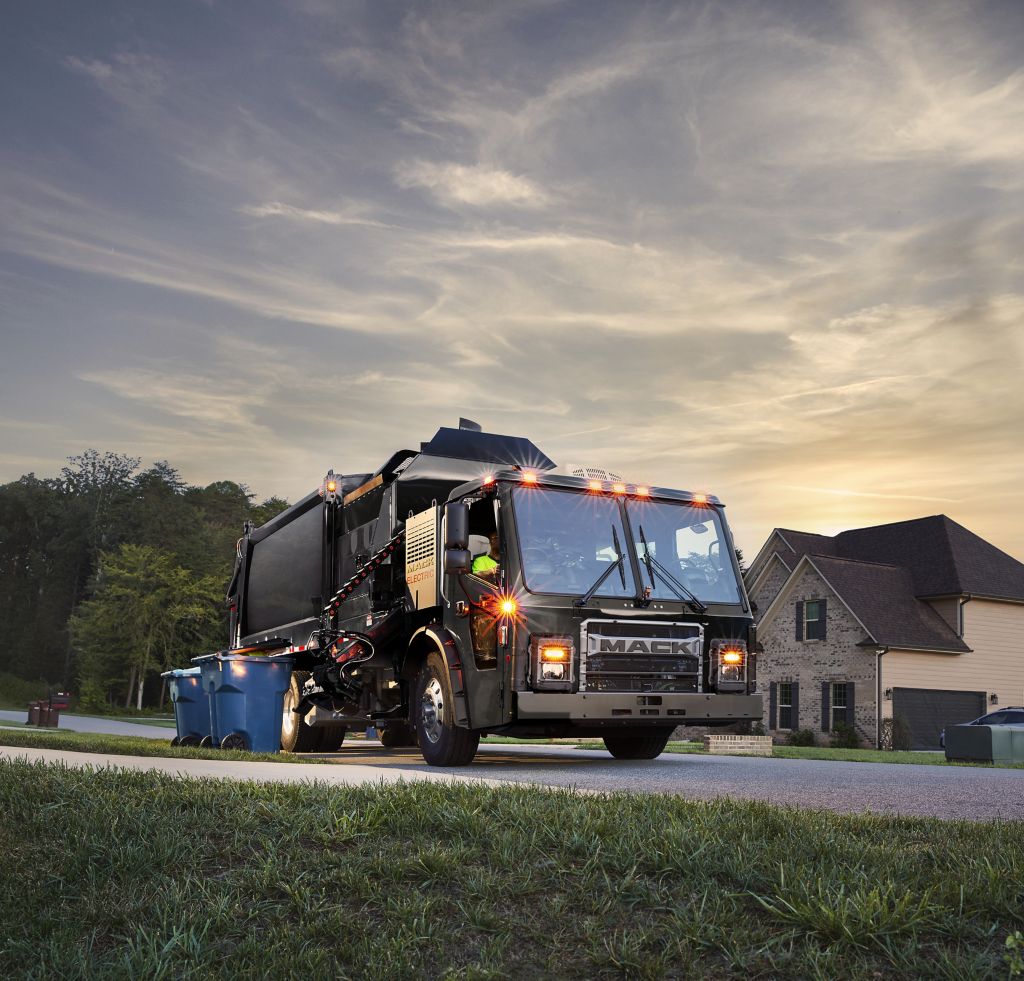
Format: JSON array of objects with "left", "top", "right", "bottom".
[
  {"left": 531, "top": 635, "right": 575, "bottom": 691},
  {"left": 711, "top": 639, "right": 747, "bottom": 690}
]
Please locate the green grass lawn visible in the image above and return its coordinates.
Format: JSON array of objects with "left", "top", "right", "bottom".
[
  {"left": 0, "top": 759, "right": 1020, "bottom": 978},
  {"left": 0, "top": 727, "right": 329, "bottom": 765}
]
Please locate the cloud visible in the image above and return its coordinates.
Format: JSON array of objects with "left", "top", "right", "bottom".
[
  {"left": 393, "top": 161, "right": 547, "bottom": 206},
  {"left": 238, "top": 201, "right": 390, "bottom": 228}
]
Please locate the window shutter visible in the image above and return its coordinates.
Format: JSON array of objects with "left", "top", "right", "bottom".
[
  {"left": 819, "top": 598, "right": 828, "bottom": 640},
  {"left": 821, "top": 682, "right": 830, "bottom": 732},
  {"left": 846, "top": 682, "right": 855, "bottom": 733},
  {"left": 791, "top": 682, "right": 800, "bottom": 730},
  {"left": 795, "top": 601, "right": 804, "bottom": 641},
  {"left": 769, "top": 683, "right": 777, "bottom": 730}
]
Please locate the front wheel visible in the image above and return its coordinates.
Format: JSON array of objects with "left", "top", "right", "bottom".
[
  {"left": 414, "top": 653, "right": 479, "bottom": 766},
  {"left": 603, "top": 728, "right": 674, "bottom": 760}
]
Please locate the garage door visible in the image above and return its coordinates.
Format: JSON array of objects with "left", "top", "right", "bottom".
[{"left": 892, "top": 688, "right": 986, "bottom": 750}]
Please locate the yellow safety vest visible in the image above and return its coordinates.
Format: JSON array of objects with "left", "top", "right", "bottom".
[{"left": 472, "top": 554, "right": 499, "bottom": 575}]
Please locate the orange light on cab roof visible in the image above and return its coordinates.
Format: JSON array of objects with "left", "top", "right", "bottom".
[
  {"left": 482, "top": 474, "right": 495, "bottom": 486},
  {"left": 693, "top": 493, "right": 708, "bottom": 504},
  {"left": 635, "top": 486, "right": 649, "bottom": 496},
  {"left": 522, "top": 472, "right": 537, "bottom": 484},
  {"left": 588, "top": 479, "right": 603, "bottom": 491},
  {"left": 612, "top": 483, "right": 626, "bottom": 494}
]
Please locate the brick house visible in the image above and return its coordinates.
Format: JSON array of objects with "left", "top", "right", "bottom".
[{"left": 744, "top": 516, "right": 1024, "bottom": 748}]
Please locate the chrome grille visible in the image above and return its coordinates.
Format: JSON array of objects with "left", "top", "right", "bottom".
[{"left": 580, "top": 619, "right": 702, "bottom": 693}]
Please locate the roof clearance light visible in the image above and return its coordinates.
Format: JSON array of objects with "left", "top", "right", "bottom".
[
  {"left": 588, "top": 479, "right": 603, "bottom": 491},
  {"left": 482, "top": 474, "right": 495, "bottom": 486},
  {"left": 522, "top": 472, "right": 537, "bottom": 484},
  {"left": 635, "top": 486, "right": 649, "bottom": 497},
  {"left": 693, "top": 493, "right": 708, "bottom": 504},
  {"left": 612, "top": 483, "right": 626, "bottom": 494}
]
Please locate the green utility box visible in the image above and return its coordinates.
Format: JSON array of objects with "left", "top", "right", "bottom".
[{"left": 944, "top": 725, "right": 1024, "bottom": 764}]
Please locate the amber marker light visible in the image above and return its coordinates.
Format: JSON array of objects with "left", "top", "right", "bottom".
[
  {"left": 588, "top": 479, "right": 603, "bottom": 491},
  {"left": 612, "top": 482, "right": 626, "bottom": 494},
  {"left": 499, "top": 596, "right": 518, "bottom": 617},
  {"left": 482, "top": 474, "right": 495, "bottom": 486},
  {"left": 693, "top": 493, "right": 708, "bottom": 504},
  {"left": 326, "top": 480, "right": 337, "bottom": 493},
  {"left": 635, "top": 486, "right": 649, "bottom": 497},
  {"left": 721, "top": 650, "right": 743, "bottom": 665},
  {"left": 539, "top": 644, "right": 569, "bottom": 662},
  {"left": 521, "top": 471, "right": 537, "bottom": 484}
]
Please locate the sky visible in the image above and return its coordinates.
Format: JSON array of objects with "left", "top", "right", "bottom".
[{"left": 1, "top": 0, "right": 1023, "bottom": 560}]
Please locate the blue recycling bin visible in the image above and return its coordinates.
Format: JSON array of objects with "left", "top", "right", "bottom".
[
  {"left": 193, "top": 653, "right": 294, "bottom": 753},
  {"left": 162, "top": 667, "right": 210, "bottom": 746}
]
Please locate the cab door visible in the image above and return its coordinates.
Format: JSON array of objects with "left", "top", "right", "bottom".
[{"left": 446, "top": 506, "right": 507, "bottom": 729}]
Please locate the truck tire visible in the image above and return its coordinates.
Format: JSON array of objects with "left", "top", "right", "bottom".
[
  {"left": 414, "top": 652, "right": 479, "bottom": 766},
  {"left": 317, "top": 726, "right": 347, "bottom": 752},
  {"left": 378, "top": 722, "right": 417, "bottom": 748},
  {"left": 281, "top": 671, "right": 321, "bottom": 753},
  {"left": 603, "top": 728, "right": 674, "bottom": 760}
]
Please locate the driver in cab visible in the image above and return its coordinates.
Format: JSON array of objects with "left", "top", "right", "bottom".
[{"left": 472, "top": 531, "right": 501, "bottom": 578}]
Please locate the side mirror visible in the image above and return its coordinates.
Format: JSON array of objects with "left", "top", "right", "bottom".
[
  {"left": 445, "top": 501, "right": 469, "bottom": 550},
  {"left": 445, "top": 548, "right": 471, "bottom": 575}
]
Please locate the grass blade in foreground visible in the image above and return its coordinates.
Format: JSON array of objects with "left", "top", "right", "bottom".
[{"left": 0, "top": 759, "right": 1021, "bottom": 978}]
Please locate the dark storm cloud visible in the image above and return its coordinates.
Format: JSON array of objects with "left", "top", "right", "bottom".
[{"left": 1, "top": 0, "right": 1022, "bottom": 556}]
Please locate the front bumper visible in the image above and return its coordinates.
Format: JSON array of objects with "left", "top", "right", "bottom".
[{"left": 515, "top": 691, "right": 762, "bottom": 723}]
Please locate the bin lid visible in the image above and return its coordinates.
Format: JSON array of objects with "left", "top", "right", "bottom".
[
  {"left": 192, "top": 653, "right": 295, "bottom": 666},
  {"left": 161, "top": 667, "right": 203, "bottom": 678}
]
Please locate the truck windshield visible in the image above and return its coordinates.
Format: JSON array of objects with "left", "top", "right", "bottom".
[
  {"left": 511, "top": 487, "right": 636, "bottom": 599},
  {"left": 511, "top": 486, "right": 742, "bottom": 604},
  {"left": 626, "top": 498, "right": 742, "bottom": 604}
]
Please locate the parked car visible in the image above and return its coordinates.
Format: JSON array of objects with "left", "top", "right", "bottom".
[{"left": 939, "top": 707, "right": 1024, "bottom": 747}]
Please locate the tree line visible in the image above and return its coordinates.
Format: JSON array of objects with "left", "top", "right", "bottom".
[{"left": 0, "top": 451, "right": 288, "bottom": 710}]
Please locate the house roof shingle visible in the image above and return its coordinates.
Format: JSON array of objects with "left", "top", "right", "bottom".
[
  {"left": 807, "top": 555, "right": 970, "bottom": 653},
  {"left": 834, "top": 515, "right": 1024, "bottom": 601}
]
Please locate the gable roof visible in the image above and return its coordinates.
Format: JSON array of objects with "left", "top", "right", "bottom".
[{"left": 807, "top": 555, "right": 970, "bottom": 653}]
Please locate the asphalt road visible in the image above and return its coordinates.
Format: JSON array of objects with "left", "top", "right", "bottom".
[
  {"left": 0, "top": 709, "right": 171, "bottom": 739},
  {"left": 4, "top": 713, "right": 1022, "bottom": 819},
  {"left": 308, "top": 742, "right": 1024, "bottom": 821}
]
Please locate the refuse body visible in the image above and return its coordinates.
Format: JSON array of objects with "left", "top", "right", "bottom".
[
  {"left": 945, "top": 724, "right": 1024, "bottom": 764},
  {"left": 193, "top": 653, "right": 294, "bottom": 752},
  {"left": 162, "top": 667, "right": 210, "bottom": 747}
]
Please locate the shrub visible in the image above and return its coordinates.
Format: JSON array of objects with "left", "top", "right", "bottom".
[
  {"left": 788, "top": 728, "right": 816, "bottom": 746},
  {"left": 830, "top": 722, "right": 861, "bottom": 749},
  {"left": 880, "top": 716, "right": 913, "bottom": 751},
  {"left": 0, "top": 672, "right": 51, "bottom": 709},
  {"left": 750, "top": 720, "right": 766, "bottom": 736}
]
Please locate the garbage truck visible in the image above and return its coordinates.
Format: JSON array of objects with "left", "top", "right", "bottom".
[{"left": 225, "top": 422, "right": 761, "bottom": 765}]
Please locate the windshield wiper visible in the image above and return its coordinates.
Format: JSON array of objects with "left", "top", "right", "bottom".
[
  {"left": 637, "top": 524, "right": 708, "bottom": 614},
  {"left": 574, "top": 524, "right": 626, "bottom": 608}
]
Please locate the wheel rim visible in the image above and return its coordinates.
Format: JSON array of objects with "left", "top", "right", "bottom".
[
  {"left": 282, "top": 687, "right": 297, "bottom": 740},
  {"left": 420, "top": 677, "right": 445, "bottom": 744}
]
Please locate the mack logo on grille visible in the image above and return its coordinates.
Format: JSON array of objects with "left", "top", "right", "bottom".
[{"left": 594, "top": 638, "right": 696, "bottom": 655}]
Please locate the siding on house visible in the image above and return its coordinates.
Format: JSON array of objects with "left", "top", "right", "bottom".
[
  {"left": 756, "top": 564, "right": 877, "bottom": 744},
  {"left": 880, "top": 598, "right": 1024, "bottom": 716}
]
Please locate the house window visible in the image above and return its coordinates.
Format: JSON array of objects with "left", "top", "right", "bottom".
[
  {"left": 778, "top": 683, "right": 793, "bottom": 729},
  {"left": 805, "top": 600, "right": 825, "bottom": 640},
  {"left": 830, "top": 683, "right": 847, "bottom": 727}
]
